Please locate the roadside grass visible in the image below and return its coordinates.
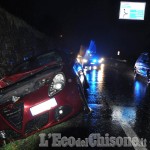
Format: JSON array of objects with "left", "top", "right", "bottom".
[{"left": 0, "top": 113, "right": 83, "bottom": 150}]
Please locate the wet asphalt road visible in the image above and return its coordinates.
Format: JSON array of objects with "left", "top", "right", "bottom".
[
  {"left": 39, "top": 63, "right": 150, "bottom": 150},
  {"left": 84, "top": 64, "right": 149, "bottom": 150}
]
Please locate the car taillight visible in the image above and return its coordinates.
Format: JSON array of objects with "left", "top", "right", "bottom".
[{"left": 48, "top": 73, "right": 65, "bottom": 97}]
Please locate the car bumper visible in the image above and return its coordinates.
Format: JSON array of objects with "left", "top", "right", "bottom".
[{"left": 0, "top": 75, "right": 83, "bottom": 142}]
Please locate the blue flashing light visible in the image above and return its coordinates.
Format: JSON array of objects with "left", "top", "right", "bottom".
[
  {"left": 87, "top": 50, "right": 90, "bottom": 54},
  {"left": 93, "top": 59, "right": 97, "bottom": 63}
]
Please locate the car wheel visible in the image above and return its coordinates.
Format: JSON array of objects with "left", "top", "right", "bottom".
[
  {"left": 77, "top": 78, "right": 91, "bottom": 113},
  {"left": 84, "top": 75, "right": 89, "bottom": 88}
]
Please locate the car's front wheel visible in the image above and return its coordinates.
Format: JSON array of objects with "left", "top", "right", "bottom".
[{"left": 77, "top": 78, "right": 91, "bottom": 113}]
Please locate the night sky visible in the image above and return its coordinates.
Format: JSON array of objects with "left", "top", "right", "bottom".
[{"left": 0, "top": 0, "right": 150, "bottom": 58}]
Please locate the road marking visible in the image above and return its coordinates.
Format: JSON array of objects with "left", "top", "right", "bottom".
[
  {"left": 105, "top": 100, "right": 147, "bottom": 150},
  {"left": 120, "top": 121, "right": 147, "bottom": 150}
]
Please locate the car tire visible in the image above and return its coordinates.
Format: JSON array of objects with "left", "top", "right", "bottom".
[
  {"left": 77, "top": 78, "right": 91, "bottom": 113},
  {"left": 84, "top": 75, "right": 89, "bottom": 88}
]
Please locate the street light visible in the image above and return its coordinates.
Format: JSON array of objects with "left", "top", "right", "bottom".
[
  {"left": 59, "top": 34, "right": 63, "bottom": 38},
  {"left": 117, "top": 51, "right": 120, "bottom": 56}
]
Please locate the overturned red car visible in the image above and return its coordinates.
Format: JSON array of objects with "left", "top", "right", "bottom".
[{"left": 0, "top": 50, "right": 89, "bottom": 144}]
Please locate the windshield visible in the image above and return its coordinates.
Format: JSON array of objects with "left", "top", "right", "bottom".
[{"left": 11, "top": 51, "right": 62, "bottom": 74}]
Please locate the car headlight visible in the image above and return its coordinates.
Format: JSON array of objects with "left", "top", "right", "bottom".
[
  {"left": 83, "top": 59, "right": 88, "bottom": 63},
  {"left": 93, "top": 66, "right": 97, "bottom": 69},
  {"left": 99, "top": 58, "right": 104, "bottom": 63},
  {"left": 48, "top": 73, "right": 65, "bottom": 97}
]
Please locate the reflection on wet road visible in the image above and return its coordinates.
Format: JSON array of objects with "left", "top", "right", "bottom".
[
  {"left": 85, "top": 64, "right": 150, "bottom": 149},
  {"left": 38, "top": 64, "right": 150, "bottom": 150}
]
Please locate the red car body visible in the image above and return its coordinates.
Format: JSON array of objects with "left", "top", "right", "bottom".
[{"left": 0, "top": 51, "right": 88, "bottom": 144}]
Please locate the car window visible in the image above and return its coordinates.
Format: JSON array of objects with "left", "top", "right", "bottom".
[{"left": 137, "top": 54, "right": 150, "bottom": 63}]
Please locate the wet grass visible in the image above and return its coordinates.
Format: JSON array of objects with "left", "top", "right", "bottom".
[{"left": 0, "top": 113, "right": 84, "bottom": 150}]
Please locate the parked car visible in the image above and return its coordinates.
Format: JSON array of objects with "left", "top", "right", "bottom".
[
  {"left": 0, "top": 50, "right": 90, "bottom": 144},
  {"left": 134, "top": 52, "right": 150, "bottom": 83}
]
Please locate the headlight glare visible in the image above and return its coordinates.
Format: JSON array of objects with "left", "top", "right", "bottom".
[
  {"left": 83, "top": 59, "right": 88, "bottom": 63},
  {"left": 54, "top": 83, "right": 62, "bottom": 90},
  {"left": 99, "top": 58, "right": 104, "bottom": 63}
]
